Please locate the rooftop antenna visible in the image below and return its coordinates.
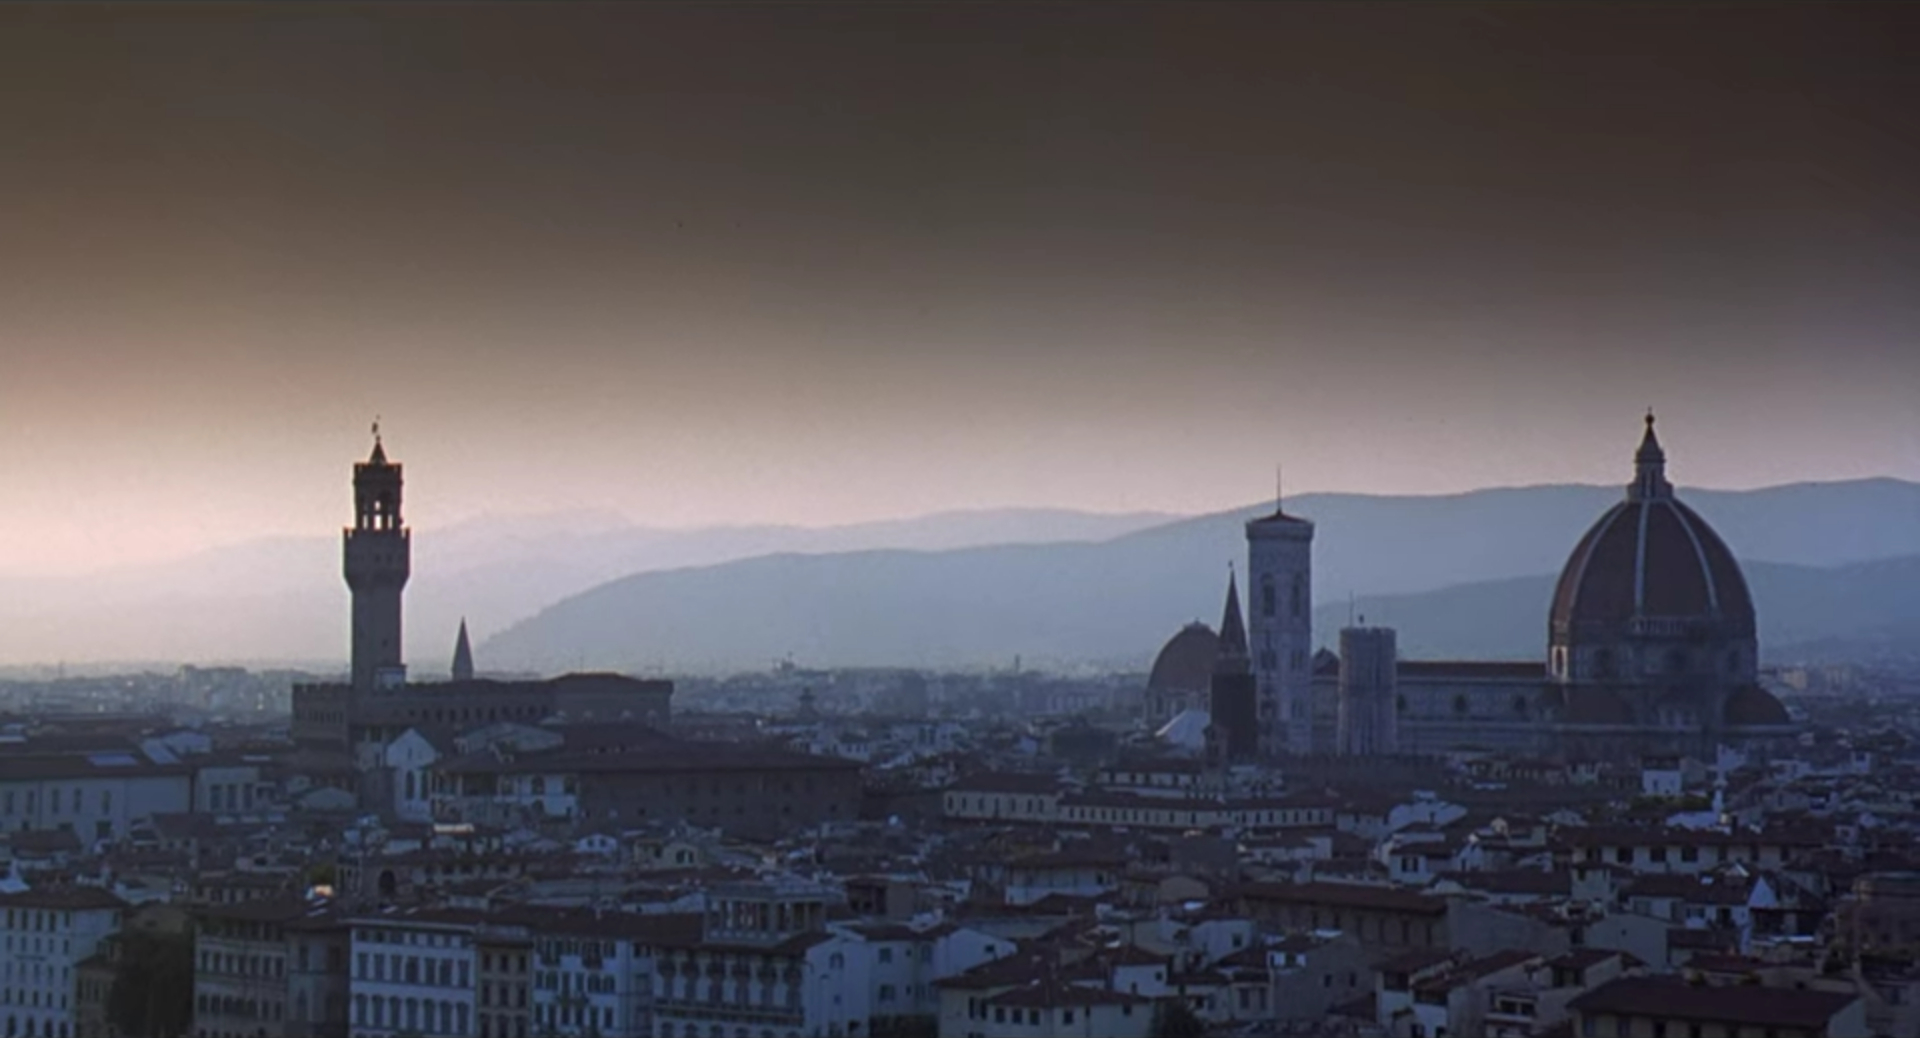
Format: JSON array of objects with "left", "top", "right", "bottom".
[{"left": 1275, "top": 463, "right": 1284, "bottom": 514}]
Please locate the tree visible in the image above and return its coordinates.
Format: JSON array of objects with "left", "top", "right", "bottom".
[
  {"left": 1152, "top": 998, "right": 1209, "bottom": 1038},
  {"left": 108, "top": 929, "right": 195, "bottom": 1038}
]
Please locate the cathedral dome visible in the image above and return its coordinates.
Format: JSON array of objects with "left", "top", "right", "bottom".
[
  {"left": 1149, "top": 623, "right": 1219, "bottom": 692},
  {"left": 1550, "top": 414, "right": 1755, "bottom": 642}
]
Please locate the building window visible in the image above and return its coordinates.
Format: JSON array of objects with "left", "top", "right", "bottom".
[
  {"left": 1261, "top": 576, "right": 1276, "bottom": 618},
  {"left": 1290, "top": 576, "right": 1304, "bottom": 618}
]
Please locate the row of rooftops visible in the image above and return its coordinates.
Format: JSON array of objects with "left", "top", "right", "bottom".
[{"left": 432, "top": 741, "right": 862, "bottom": 776}]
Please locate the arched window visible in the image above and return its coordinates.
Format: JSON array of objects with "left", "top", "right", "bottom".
[
  {"left": 1512, "top": 695, "right": 1530, "bottom": 717},
  {"left": 1290, "top": 576, "right": 1304, "bottom": 619},
  {"left": 1261, "top": 576, "right": 1276, "bottom": 618},
  {"left": 1452, "top": 694, "right": 1469, "bottom": 716},
  {"left": 1395, "top": 695, "right": 1408, "bottom": 715}
]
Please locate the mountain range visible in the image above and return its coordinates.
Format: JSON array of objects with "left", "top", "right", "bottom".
[
  {"left": 478, "top": 478, "right": 1920, "bottom": 674},
  {"left": 0, "top": 507, "right": 1174, "bottom": 666},
  {"left": 4, "top": 479, "right": 1914, "bottom": 671}
]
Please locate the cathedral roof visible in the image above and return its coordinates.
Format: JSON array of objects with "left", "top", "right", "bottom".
[
  {"left": 1148, "top": 623, "right": 1219, "bottom": 692},
  {"left": 1559, "top": 686, "right": 1636, "bottom": 725},
  {"left": 1550, "top": 415, "right": 1754, "bottom": 635},
  {"left": 1154, "top": 708, "right": 1212, "bottom": 751}
]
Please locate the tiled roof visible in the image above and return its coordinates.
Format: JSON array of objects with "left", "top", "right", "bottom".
[
  {"left": 435, "top": 742, "right": 860, "bottom": 776},
  {"left": 0, "top": 887, "right": 128, "bottom": 910},
  {"left": 1237, "top": 881, "right": 1449, "bottom": 917},
  {"left": 1569, "top": 977, "right": 1856, "bottom": 1030},
  {"left": 985, "top": 980, "right": 1151, "bottom": 1009}
]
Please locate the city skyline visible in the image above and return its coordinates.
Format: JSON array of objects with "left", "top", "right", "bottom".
[
  {"left": 3, "top": 3, "right": 1916, "bottom": 573},
  {"left": 0, "top": 10, "right": 1917, "bottom": 1036}
]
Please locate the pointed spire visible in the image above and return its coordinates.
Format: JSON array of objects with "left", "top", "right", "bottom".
[
  {"left": 1628, "top": 409, "right": 1672, "bottom": 501},
  {"left": 1215, "top": 568, "right": 1250, "bottom": 674},
  {"left": 451, "top": 618, "right": 474, "bottom": 681},
  {"left": 368, "top": 417, "right": 389, "bottom": 465}
]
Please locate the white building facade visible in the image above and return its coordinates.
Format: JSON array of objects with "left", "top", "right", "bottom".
[
  {"left": 348, "top": 912, "right": 479, "bottom": 1038},
  {"left": 0, "top": 888, "right": 125, "bottom": 1038}
]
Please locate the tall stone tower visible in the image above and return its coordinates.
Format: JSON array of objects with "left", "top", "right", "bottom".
[
  {"left": 1247, "top": 503, "right": 1315, "bottom": 757},
  {"left": 344, "top": 429, "right": 410, "bottom": 695},
  {"left": 1337, "top": 625, "right": 1398, "bottom": 756}
]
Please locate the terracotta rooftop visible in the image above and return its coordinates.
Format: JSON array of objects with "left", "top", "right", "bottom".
[
  {"left": 1569, "top": 976, "right": 1857, "bottom": 1030},
  {"left": 1237, "top": 881, "right": 1449, "bottom": 917}
]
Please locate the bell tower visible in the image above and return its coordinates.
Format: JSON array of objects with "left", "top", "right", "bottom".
[
  {"left": 1247, "top": 475, "right": 1316, "bottom": 758},
  {"left": 344, "top": 424, "right": 410, "bottom": 695}
]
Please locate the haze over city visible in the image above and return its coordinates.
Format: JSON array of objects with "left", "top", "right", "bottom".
[
  {"left": 7, "top": 9, "right": 1920, "bottom": 1038},
  {"left": 2, "top": 3, "right": 1917, "bottom": 578}
]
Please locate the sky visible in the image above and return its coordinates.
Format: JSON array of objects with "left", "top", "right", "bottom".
[{"left": 1, "top": 2, "right": 1916, "bottom": 575}]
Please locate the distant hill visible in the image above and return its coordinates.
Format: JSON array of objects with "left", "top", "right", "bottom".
[
  {"left": 1313, "top": 556, "right": 1920, "bottom": 663},
  {"left": 4, "top": 478, "right": 1912, "bottom": 668},
  {"left": 479, "top": 479, "right": 1920, "bottom": 673},
  {"left": 0, "top": 507, "right": 1174, "bottom": 666}
]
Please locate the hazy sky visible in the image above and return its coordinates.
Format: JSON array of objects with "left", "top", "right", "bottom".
[{"left": 2, "top": 3, "right": 1916, "bottom": 574}]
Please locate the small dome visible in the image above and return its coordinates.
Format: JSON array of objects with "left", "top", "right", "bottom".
[
  {"left": 1723, "top": 685, "right": 1792, "bottom": 727},
  {"left": 1149, "top": 623, "right": 1219, "bottom": 692}
]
